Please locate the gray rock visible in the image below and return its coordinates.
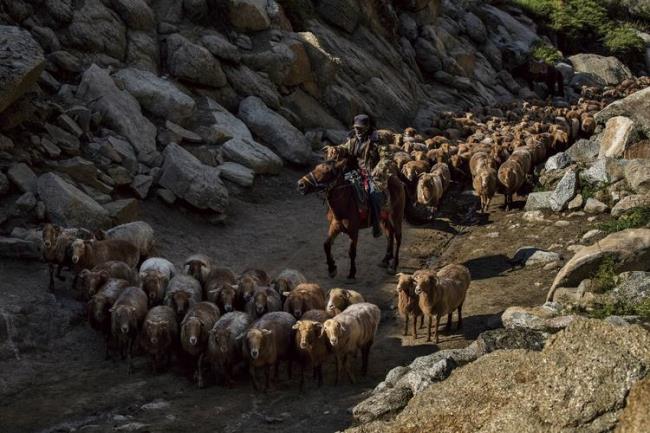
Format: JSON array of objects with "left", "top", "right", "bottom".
[
  {"left": 598, "top": 116, "right": 636, "bottom": 159},
  {"left": 524, "top": 191, "right": 552, "bottom": 211},
  {"left": 549, "top": 169, "right": 578, "bottom": 212},
  {"left": 228, "top": 0, "right": 271, "bottom": 32},
  {"left": 107, "top": 137, "right": 138, "bottom": 174},
  {"left": 77, "top": 65, "right": 160, "bottom": 164},
  {"left": 581, "top": 157, "right": 624, "bottom": 185},
  {"left": 166, "top": 34, "right": 227, "bottom": 88},
  {"left": 40, "top": 138, "right": 61, "bottom": 159},
  {"left": 54, "top": 157, "right": 113, "bottom": 194},
  {"left": 156, "top": 188, "right": 176, "bottom": 205},
  {"left": 0, "top": 26, "right": 45, "bottom": 114},
  {"left": 568, "top": 194, "right": 584, "bottom": 210},
  {"left": 522, "top": 210, "right": 545, "bottom": 223},
  {"left": 200, "top": 33, "right": 240, "bottom": 62},
  {"left": 158, "top": 143, "right": 228, "bottom": 213},
  {"left": 191, "top": 97, "right": 254, "bottom": 145},
  {"left": 125, "top": 31, "right": 159, "bottom": 73},
  {"left": 566, "top": 138, "right": 599, "bottom": 163},
  {"left": 36, "top": 173, "right": 110, "bottom": 230},
  {"left": 0, "top": 236, "right": 41, "bottom": 260},
  {"left": 584, "top": 197, "right": 608, "bottom": 214},
  {"left": 282, "top": 89, "right": 345, "bottom": 131},
  {"left": 103, "top": 199, "right": 139, "bottom": 225},
  {"left": 513, "top": 246, "right": 561, "bottom": 267},
  {"left": 555, "top": 62, "right": 574, "bottom": 83},
  {"left": 623, "top": 159, "right": 650, "bottom": 194},
  {"left": 612, "top": 271, "right": 650, "bottom": 304},
  {"left": 14, "top": 191, "right": 37, "bottom": 215},
  {"left": 238, "top": 96, "right": 311, "bottom": 165},
  {"left": 165, "top": 120, "right": 202, "bottom": 143},
  {"left": 218, "top": 162, "right": 254, "bottom": 187},
  {"left": 352, "top": 387, "right": 413, "bottom": 425},
  {"left": 611, "top": 194, "right": 650, "bottom": 217},
  {"left": 57, "top": 114, "right": 83, "bottom": 138},
  {"left": 221, "top": 137, "right": 283, "bottom": 174},
  {"left": 113, "top": 68, "right": 195, "bottom": 123},
  {"left": 568, "top": 53, "right": 633, "bottom": 86},
  {"left": 544, "top": 152, "right": 571, "bottom": 171},
  {"left": 223, "top": 64, "right": 281, "bottom": 109},
  {"left": 502, "top": 306, "right": 577, "bottom": 332},
  {"left": 0, "top": 172, "right": 9, "bottom": 196},
  {"left": 475, "top": 327, "right": 547, "bottom": 353},
  {"left": 44, "top": 123, "right": 80, "bottom": 155},
  {"left": 316, "top": 0, "right": 360, "bottom": 33},
  {"left": 107, "top": 166, "right": 133, "bottom": 186},
  {"left": 463, "top": 12, "right": 487, "bottom": 43},
  {"left": 395, "top": 358, "right": 456, "bottom": 395},
  {"left": 130, "top": 174, "right": 153, "bottom": 199},
  {"left": 595, "top": 86, "right": 650, "bottom": 138},
  {"left": 110, "top": 0, "right": 155, "bottom": 31},
  {"left": 7, "top": 163, "right": 37, "bottom": 193},
  {"left": 399, "top": 14, "right": 418, "bottom": 41}
]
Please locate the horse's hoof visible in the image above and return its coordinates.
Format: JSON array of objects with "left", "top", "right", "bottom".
[
  {"left": 328, "top": 268, "right": 337, "bottom": 278},
  {"left": 377, "top": 261, "right": 389, "bottom": 269},
  {"left": 346, "top": 277, "right": 356, "bottom": 284},
  {"left": 386, "top": 266, "right": 397, "bottom": 276}
]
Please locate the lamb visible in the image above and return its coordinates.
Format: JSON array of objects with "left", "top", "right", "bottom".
[
  {"left": 472, "top": 167, "right": 497, "bottom": 213},
  {"left": 139, "top": 257, "right": 176, "bottom": 307},
  {"left": 395, "top": 273, "right": 423, "bottom": 337},
  {"left": 326, "top": 288, "right": 365, "bottom": 316},
  {"left": 292, "top": 311, "right": 331, "bottom": 390},
  {"left": 110, "top": 286, "right": 148, "bottom": 373},
  {"left": 271, "top": 269, "right": 307, "bottom": 298},
  {"left": 413, "top": 264, "right": 471, "bottom": 343},
  {"left": 207, "top": 311, "right": 253, "bottom": 386},
  {"left": 497, "top": 159, "right": 526, "bottom": 210},
  {"left": 243, "top": 311, "right": 296, "bottom": 390},
  {"left": 141, "top": 305, "right": 178, "bottom": 373},
  {"left": 204, "top": 268, "right": 237, "bottom": 306},
  {"left": 246, "top": 286, "right": 282, "bottom": 319},
  {"left": 42, "top": 224, "right": 95, "bottom": 291},
  {"left": 180, "top": 302, "right": 221, "bottom": 388},
  {"left": 88, "top": 278, "right": 129, "bottom": 359},
  {"left": 238, "top": 269, "right": 271, "bottom": 302},
  {"left": 183, "top": 253, "right": 216, "bottom": 286},
  {"left": 71, "top": 239, "right": 140, "bottom": 271},
  {"left": 210, "top": 282, "right": 244, "bottom": 314},
  {"left": 164, "top": 274, "right": 203, "bottom": 320},
  {"left": 78, "top": 261, "right": 138, "bottom": 299},
  {"left": 283, "top": 283, "right": 326, "bottom": 319},
  {"left": 416, "top": 172, "right": 445, "bottom": 209},
  {"left": 99, "top": 221, "right": 155, "bottom": 258},
  {"left": 322, "top": 302, "right": 380, "bottom": 384},
  {"left": 401, "top": 160, "right": 431, "bottom": 182}
]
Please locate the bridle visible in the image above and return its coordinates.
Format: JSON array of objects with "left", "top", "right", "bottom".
[{"left": 300, "top": 161, "right": 346, "bottom": 193}]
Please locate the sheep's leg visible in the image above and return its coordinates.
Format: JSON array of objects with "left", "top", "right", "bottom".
[
  {"left": 317, "top": 364, "right": 323, "bottom": 387},
  {"left": 403, "top": 313, "right": 409, "bottom": 336},
  {"left": 347, "top": 233, "right": 358, "bottom": 280},
  {"left": 299, "top": 362, "right": 305, "bottom": 392},
  {"left": 392, "top": 228, "right": 402, "bottom": 274},
  {"left": 412, "top": 314, "right": 417, "bottom": 339},
  {"left": 249, "top": 365, "right": 259, "bottom": 390},
  {"left": 435, "top": 315, "right": 441, "bottom": 344},
  {"left": 427, "top": 315, "right": 432, "bottom": 342},
  {"left": 445, "top": 313, "right": 452, "bottom": 331},
  {"left": 419, "top": 315, "right": 425, "bottom": 329},
  {"left": 380, "top": 230, "right": 393, "bottom": 268},
  {"left": 56, "top": 264, "right": 66, "bottom": 281},
  {"left": 197, "top": 353, "right": 205, "bottom": 388},
  {"left": 48, "top": 264, "right": 55, "bottom": 291},
  {"left": 287, "top": 358, "right": 292, "bottom": 380},
  {"left": 264, "top": 365, "right": 271, "bottom": 391},
  {"left": 345, "top": 354, "right": 355, "bottom": 384},
  {"left": 127, "top": 337, "right": 134, "bottom": 374},
  {"left": 361, "top": 342, "right": 372, "bottom": 376},
  {"left": 457, "top": 304, "right": 463, "bottom": 330},
  {"left": 324, "top": 224, "right": 339, "bottom": 278},
  {"left": 104, "top": 334, "right": 111, "bottom": 360},
  {"left": 334, "top": 353, "right": 342, "bottom": 385}
]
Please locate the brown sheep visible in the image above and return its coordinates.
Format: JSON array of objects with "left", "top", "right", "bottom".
[
  {"left": 164, "top": 274, "right": 203, "bottom": 320},
  {"left": 180, "top": 302, "right": 221, "bottom": 388},
  {"left": 243, "top": 311, "right": 296, "bottom": 390},
  {"left": 71, "top": 239, "right": 140, "bottom": 272},
  {"left": 326, "top": 288, "right": 365, "bottom": 316},
  {"left": 183, "top": 253, "right": 216, "bottom": 286},
  {"left": 141, "top": 305, "right": 178, "bottom": 373},
  {"left": 88, "top": 278, "right": 129, "bottom": 359},
  {"left": 100, "top": 221, "right": 155, "bottom": 258},
  {"left": 238, "top": 268, "right": 271, "bottom": 302},
  {"left": 431, "top": 162, "right": 451, "bottom": 191},
  {"left": 395, "top": 273, "right": 423, "bottom": 337},
  {"left": 139, "top": 257, "right": 176, "bottom": 307},
  {"left": 210, "top": 282, "right": 244, "bottom": 314},
  {"left": 203, "top": 268, "right": 237, "bottom": 304},
  {"left": 497, "top": 159, "right": 525, "bottom": 210},
  {"left": 416, "top": 172, "right": 444, "bottom": 209},
  {"left": 509, "top": 148, "right": 532, "bottom": 174},
  {"left": 469, "top": 151, "right": 491, "bottom": 177},
  {"left": 581, "top": 115, "right": 595, "bottom": 136},
  {"left": 322, "top": 302, "right": 380, "bottom": 384},
  {"left": 207, "top": 311, "right": 253, "bottom": 387},
  {"left": 271, "top": 269, "right": 307, "bottom": 299},
  {"left": 401, "top": 159, "right": 431, "bottom": 182},
  {"left": 110, "top": 286, "right": 148, "bottom": 373},
  {"left": 393, "top": 152, "right": 412, "bottom": 169},
  {"left": 78, "top": 261, "right": 138, "bottom": 300},
  {"left": 413, "top": 264, "right": 471, "bottom": 343},
  {"left": 246, "top": 286, "right": 282, "bottom": 319},
  {"left": 42, "top": 224, "right": 95, "bottom": 291},
  {"left": 293, "top": 313, "right": 331, "bottom": 390},
  {"left": 283, "top": 283, "right": 326, "bottom": 319},
  {"left": 473, "top": 167, "right": 497, "bottom": 213}
]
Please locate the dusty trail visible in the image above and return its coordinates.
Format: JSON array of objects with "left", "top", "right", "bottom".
[{"left": 0, "top": 169, "right": 563, "bottom": 433}]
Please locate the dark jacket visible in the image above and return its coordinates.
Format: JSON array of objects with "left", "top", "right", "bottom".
[{"left": 338, "top": 130, "right": 382, "bottom": 172}]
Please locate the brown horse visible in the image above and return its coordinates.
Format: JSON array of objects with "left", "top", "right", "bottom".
[{"left": 297, "top": 158, "right": 406, "bottom": 279}]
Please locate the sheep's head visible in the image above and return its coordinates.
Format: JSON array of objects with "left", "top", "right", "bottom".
[
  {"left": 145, "top": 319, "right": 170, "bottom": 346},
  {"left": 246, "top": 328, "right": 272, "bottom": 360},
  {"left": 42, "top": 224, "right": 61, "bottom": 250},
  {"left": 322, "top": 319, "right": 344, "bottom": 347},
  {"left": 326, "top": 288, "right": 349, "bottom": 314},
  {"left": 111, "top": 305, "right": 136, "bottom": 335},
  {"left": 218, "top": 284, "right": 238, "bottom": 313},
  {"left": 285, "top": 293, "right": 305, "bottom": 319},
  {"left": 396, "top": 273, "right": 416, "bottom": 297},
  {"left": 239, "top": 276, "right": 257, "bottom": 302},
  {"left": 210, "top": 328, "right": 232, "bottom": 354},
  {"left": 71, "top": 239, "right": 86, "bottom": 265},
  {"left": 184, "top": 259, "right": 207, "bottom": 283},
  {"left": 293, "top": 320, "right": 322, "bottom": 350},
  {"left": 253, "top": 290, "right": 268, "bottom": 317},
  {"left": 173, "top": 291, "right": 192, "bottom": 317},
  {"left": 182, "top": 316, "right": 203, "bottom": 346},
  {"left": 141, "top": 271, "right": 167, "bottom": 306},
  {"left": 413, "top": 271, "right": 437, "bottom": 296}
]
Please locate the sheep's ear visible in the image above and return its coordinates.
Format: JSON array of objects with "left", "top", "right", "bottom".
[
  {"left": 109, "top": 307, "right": 115, "bottom": 312},
  {"left": 314, "top": 322, "right": 323, "bottom": 331},
  {"left": 261, "top": 329, "right": 272, "bottom": 336},
  {"left": 292, "top": 324, "right": 300, "bottom": 330},
  {"left": 339, "top": 325, "right": 346, "bottom": 333},
  {"left": 129, "top": 306, "right": 136, "bottom": 312},
  {"left": 100, "top": 270, "right": 109, "bottom": 279},
  {"left": 417, "top": 172, "right": 426, "bottom": 178},
  {"left": 343, "top": 290, "right": 350, "bottom": 299},
  {"left": 282, "top": 291, "right": 290, "bottom": 297}
]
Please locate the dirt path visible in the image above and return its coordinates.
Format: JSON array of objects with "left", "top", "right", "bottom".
[{"left": 0, "top": 169, "right": 596, "bottom": 433}]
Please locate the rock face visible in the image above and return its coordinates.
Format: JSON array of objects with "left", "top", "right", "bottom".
[
  {"left": 0, "top": 26, "right": 45, "bottom": 114},
  {"left": 596, "top": 87, "right": 650, "bottom": 138},
  {"left": 221, "top": 137, "right": 283, "bottom": 174},
  {"left": 113, "top": 68, "right": 195, "bottom": 123},
  {"left": 238, "top": 96, "right": 311, "bottom": 165},
  {"left": 599, "top": 116, "right": 636, "bottom": 159},
  {"left": 166, "top": 34, "right": 227, "bottom": 88},
  {"left": 228, "top": 0, "right": 271, "bottom": 32},
  {"left": 611, "top": 194, "right": 650, "bottom": 217},
  {"left": 549, "top": 169, "right": 578, "bottom": 212},
  {"left": 347, "top": 319, "right": 650, "bottom": 433},
  {"left": 158, "top": 143, "right": 228, "bottom": 214},
  {"left": 568, "top": 53, "right": 633, "bottom": 86},
  {"left": 624, "top": 159, "right": 650, "bottom": 194},
  {"left": 544, "top": 152, "right": 571, "bottom": 171},
  {"left": 524, "top": 192, "right": 552, "bottom": 211},
  {"left": 36, "top": 173, "right": 110, "bottom": 230},
  {"left": 616, "top": 377, "right": 650, "bottom": 433},
  {"left": 77, "top": 65, "right": 159, "bottom": 164},
  {"left": 547, "top": 228, "right": 650, "bottom": 301}
]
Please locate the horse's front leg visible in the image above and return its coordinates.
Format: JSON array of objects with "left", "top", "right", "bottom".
[
  {"left": 380, "top": 227, "right": 393, "bottom": 268},
  {"left": 324, "top": 223, "right": 340, "bottom": 278},
  {"left": 347, "top": 232, "right": 358, "bottom": 281},
  {"left": 390, "top": 228, "right": 402, "bottom": 275}
]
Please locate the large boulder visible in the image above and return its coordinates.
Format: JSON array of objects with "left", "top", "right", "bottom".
[
  {"left": 598, "top": 116, "right": 636, "bottom": 159},
  {"left": 617, "top": 377, "right": 650, "bottom": 433},
  {"left": 36, "top": 173, "right": 111, "bottom": 230},
  {"left": 238, "top": 96, "right": 311, "bottom": 165},
  {"left": 624, "top": 159, "right": 650, "bottom": 194},
  {"left": 221, "top": 137, "right": 283, "bottom": 174},
  {"left": 547, "top": 228, "right": 650, "bottom": 301},
  {"left": 110, "top": 0, "right": 155, "bottom": 31},
  {"left": 282, "top": 89, "right": 345, "bottom": 130},
  {"left": 190, "top": 97, "right": 254, "bottom": 145},
  {"left": 113, "top": 68, "right": 195, "bottom": 123},
  {"left": 611, "top": 194, "right": 650, "bottom": 217},
  {"left": 549, "top": 169, "right": 578, "bottom": 212},
  {"left": 166, "top": 34, "right": 227, "bottom": 88},
  {"left": 126, "top": 31, "right": 159, "bottom": 73},
  {"left": 568, "top": 53, "right": 633, "bottom": 86},
  {"left": 228, "top": 0, "right": 271, "bottom": 32},
  {"left": 158, "top": 143, "right": 228, "bottom": 214},
  {"left": 524, "top": 192, "right": 552, "bottom": 211},
  {"left": 218, "top": 162, "right": 255, "bottom": 187},
  {"left": 316, "top": 0, "right": 360, "bottom": 33},
  {"left": 77, "top": 65, "right": 160, "bottom": 165},
  {"left": 0, "top": 26, "right": 45, "bottom": 114},
  {"left": 7, "top": 163, "right": 37, "bottom": 194},
  {"left": 566, "top": 138, "right": 600, "bottom": 163},
  {"left": 223, "top": 64, "right": 281, "bottom": 109},
  {"left": 200, "top": 33, "right": 241, "bottom": 63},
  {"left": 595, "top": 87, "right": 650, "bottom": 138}
]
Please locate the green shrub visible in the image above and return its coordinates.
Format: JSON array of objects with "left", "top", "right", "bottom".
[
  {"left": 531, "top": 41, "right": 564, "bottom": 63},
  {"left": 592, "top": 255, "right": 618, "bottom": 293},
  {"left": 588, "top": 300, "right": 637, "bottom": 319},
  {"left": 603, "top": 25, "right": 646, "bottom": 56},
  {"left": 599, "top": 206, "right": 650, "bottom": 234},
  {"left": 550, "top": 0, "right": 608, "bottom": 37},
  {"left": 512, "top": 0, "right": 555, "bottom": 18}
]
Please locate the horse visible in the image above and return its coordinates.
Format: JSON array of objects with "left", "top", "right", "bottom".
[
  {"left": 513, "top": 60, "right": 565, "bottom": 97},
  {"left": 297, "top": 157, "right": 406, "bottom": 280}
]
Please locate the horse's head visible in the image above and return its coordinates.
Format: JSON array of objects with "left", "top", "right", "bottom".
[{"left": 297, "top": 159, "right": 343, "bottom": 195}]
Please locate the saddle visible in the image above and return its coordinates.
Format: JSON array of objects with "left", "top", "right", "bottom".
[{"left": 344, "top": 170, "right": 391, "bottom": 224}]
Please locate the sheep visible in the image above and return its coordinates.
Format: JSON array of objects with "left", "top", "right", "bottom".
[
  {"left": 183, "top": 253, "right": 216, "bottom": 286},
  {"left": 203, "top": 268, "right": 237, "bottom": 306},
  {"left": 244, "top": 311, "right": 296, "bottom": 390},
  {"left": 472, "top": 167, "right": 497, "bottom": 213},
  {"left": 497, "top": 159, "right": 526, "bottom": 210},
  {"left": 392, "top": 152, "right": 412, "bottom": 169},
  {"left": 509, "top": 148, "right": 532, "bottom": 174},
  {"left": 246, "top": 286, "right": 282, "bottom": 319},
  {"left": 88, "top": 278, "right": 129, "bottom": 359},
  {"left": 401, "top": 160, "right": 431, "bottom": 182},
  {"left": 210, "top": 282, "right": 244, "bottom": 314},
  {"left": 139, "top": 257, "right": 176, "bottom": 307},
  {"left": 326, "top": 288, "right": 365, "bottom": 316},
  {"left": 164, "top": 274, "right": 203, "bottom": 321},
  {"left": 99, "top": 221, "right": 155, "bottom": 258},
  {"left": 42, "top": 224, "right": 95, "bottom": 291},
  {"left": 469, "top": 151, "right": 491, "bottom": 177},
  {"left": 180, "top": 302, "right": 221, "bottom": 388},
  {"left": 238, "top": 268, "right": 271, "bottom": 302},
  {"left": 272, "top": 269, "right": 307, "bottom": 299},
  {"left": 292, "top": 313, "right": 331, "bottom": 390},
  {"left": 322, "top": 302, "right": 380, "bottom": 384},
  {"left": 71, "top": 239, "right": 140, "bottom": 272},
  {"left": 395, "top": 273, "right": 423, "bottom": 337},
  {"left": 110, "top": 286, "right": 148, "bottom": 373},
  {"left": 78, "top": 261, "right": 138, "bottom": 300},
  {"left": 430, "top": 162, "right": 451, "bottom": 191},
  {"left": 207, "top": 311, "right": 253, "bottom": 387},
  {"left": 416, "top": 172, "right": 445, "bottom": 210},
  {"left": 283, "top": 283, "right": 326, "bottom": 319},
  {"left": 141, "top": 305, "right": 178, "bottom": 373},
  {"left": 413, "top": 264, "right": 471, "bottom": 343}
]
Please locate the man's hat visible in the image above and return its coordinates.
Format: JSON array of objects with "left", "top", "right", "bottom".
[{"left": 353, "top": 114, "right": 370, "bottom": 128}]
